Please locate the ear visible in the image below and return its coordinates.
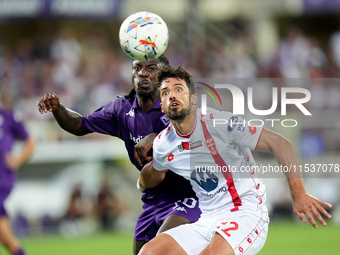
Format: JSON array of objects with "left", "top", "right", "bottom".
[{"left": 191, "top": 93, "right": 198, "bottom": 105}]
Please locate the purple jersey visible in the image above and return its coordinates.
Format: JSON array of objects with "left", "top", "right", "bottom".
[
  {"left": 82, "top": 95, "right": 196, "bottom": 202},
  {"left": 0, "top": 110, "right": 29, "bottom": 190}
]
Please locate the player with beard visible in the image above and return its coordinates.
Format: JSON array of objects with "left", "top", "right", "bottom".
[
  {"left": 138, "top": 65, "right": 332, "bottom": 255},
  {"left": 37, "top": 55, "right": 201, "bottom": 255}
]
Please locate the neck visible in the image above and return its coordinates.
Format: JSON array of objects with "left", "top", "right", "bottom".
[
  {"left": 172, "top": 106, "right": 197, "bottom": 136},
  {"left": 137, "top": 94, "right": 159, "bottom": 112}
]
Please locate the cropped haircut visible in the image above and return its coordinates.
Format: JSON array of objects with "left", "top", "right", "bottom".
[
  {"left": 156, "top": 54, "right": 170, "bottom": 67},
  {"left": 157, "top": 65, "right": 195, "bottom": 95}
]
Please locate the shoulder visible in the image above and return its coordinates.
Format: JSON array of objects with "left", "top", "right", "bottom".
[
  {"left": 83, "top": 97, "right": 133, "bottom": 122},
  {"left": 198, "top": 108, "right": 244, "bottom": 139},
  {"left": 153, "top": 125, "right": 176, "bottom": 154},
  {"left": 0, "top": 109, "right": 14, "bottom": 116},
  {"left": 1, "top": 109, "right": 21, "bottom": 122},
  {"left": 154, "top": 125, "right": 173, "bottom": 144},
  {"left": 0, "top": 110, "right": 26, "bottom": 131},
  {"left": 112, "top": 96, "right": 131, "bottom": 107},
  {"left": 100, "top": 97, "right": 132, "bottom": 114},
  {"left": 153, "top": 125, "right": 177, "bottom": 161},
  {"left": 198, "top": 107, "right": 234, "bottom": 123}
]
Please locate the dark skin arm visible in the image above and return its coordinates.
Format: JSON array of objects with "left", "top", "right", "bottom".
[
  {"left": 134, "top": 133, "right": 158, "bottom": 166},
  {"left": 257, "top": 129, "right": 332, "bottom": 228},
  {"left": 37, "top": 92, "right": 89, "bottom": 136}
]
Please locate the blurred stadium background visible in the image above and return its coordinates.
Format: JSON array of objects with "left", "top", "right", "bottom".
[{"left": 1, "top": 0, "right": 340, "bottom": 254}]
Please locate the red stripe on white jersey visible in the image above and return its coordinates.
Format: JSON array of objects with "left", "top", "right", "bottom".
[{"left": 200, "top": 120, "right": 242, "bottom": 212}]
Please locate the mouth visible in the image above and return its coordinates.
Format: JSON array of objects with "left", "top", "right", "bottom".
[
  {"left": 138, "top": 80, "right": 151, "bottom": 88},
  {"left": 170, "top": 101, "right": 180, "bottom": 109}
]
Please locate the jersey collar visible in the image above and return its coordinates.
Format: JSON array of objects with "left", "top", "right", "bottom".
[
  {"left": 132, "top": 95, "right": 162, "bottom": 110},
  {"left": 175, "top": 116, "right": 197, "bottom": 139}
]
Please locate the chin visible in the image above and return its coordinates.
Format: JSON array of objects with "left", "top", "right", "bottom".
[
  {"left": 136, "top": 90, "right": 152, "bottom": 97},
  {"left": 168, "top": 112, "right": 185, "bottom": 121}
]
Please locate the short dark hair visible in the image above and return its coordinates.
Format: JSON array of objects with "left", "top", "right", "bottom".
[
  {"left": 157, "top": 65, "right": 195, "bottom": 95},
  {"left": 156, "top": 54, "right": 169, "bottom": 67}
]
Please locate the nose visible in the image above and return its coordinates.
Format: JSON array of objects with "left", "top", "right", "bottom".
[
  {"left": 169, "top": 90, "right": 175, "bottom": 100},
  {"left": 138, "top": 67, "right": 149, "bottom": 78}
]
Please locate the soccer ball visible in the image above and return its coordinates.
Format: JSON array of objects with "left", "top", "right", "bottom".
[{"left": 119, "top": 11, "right": 169, "bottom": 62}]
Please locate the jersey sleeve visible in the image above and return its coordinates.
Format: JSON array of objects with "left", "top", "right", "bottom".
[
  {"left": 82, "top": 99, "right": 120, "bottom": 136},
  {"left": 152, "top": 132, "right": 169, "bottom": 172},
  {"left": 226, "top": 114, "right": 263, "bottom": 150}
]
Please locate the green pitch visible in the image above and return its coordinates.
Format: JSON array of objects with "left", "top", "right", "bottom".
[
  {"left": 261, "top": 220, "right": 339, "bottom": 255},
  {"left": 0, "top": 221, "right": 338, "bottom": 254},
  {"left": 0, "top": 232, "right": 134, "bottom": 255}
]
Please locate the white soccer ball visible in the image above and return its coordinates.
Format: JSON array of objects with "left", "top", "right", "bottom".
[{"left": 119, "top": 11, "right": 169, "bottom": 62}]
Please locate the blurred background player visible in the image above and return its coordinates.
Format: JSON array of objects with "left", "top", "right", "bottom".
[
  {"left": 37, "top": 55, "right": 201, "bottom": 255},
  {"left": 0, "top": 88, "right": 35, "bottom": 255}
]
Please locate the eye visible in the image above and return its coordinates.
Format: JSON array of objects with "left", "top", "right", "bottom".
[
  {"left": 176, "top": 87, "right": 182, "bottom": 92},
  {"left": 148, "top": 66, "right": 157, "bottom": 71},
  {"left": 133, "top": 66, "right": 141, "bottom": 71},
  {"left": 162, "top": 91, "right": 169, "bottom": 97}
]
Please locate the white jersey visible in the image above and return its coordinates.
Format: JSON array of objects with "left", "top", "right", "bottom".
[{"left": 153, "top": 108, "right": 267, "bottom": 217}]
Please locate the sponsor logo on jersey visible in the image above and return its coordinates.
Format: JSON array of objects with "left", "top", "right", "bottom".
[
  {"left": 248, "top": 126, "right": 257, "bottom": 135},
  {"left": 129, "top": 132, "right": 145, "bottom": 144},
  {"left": 228, "top": 116, "right": 238, "bottom": 131},
  {"left": 201, "top": 185, "right": 228, "bottom": 198},
  {"left": 206, "top": 137, "right": 217, "bottom": 155},
  {"left": 126, "top": 109, "right": 135, "bottom": 117},
  {"left": 160, "top": 114, "right": 170, "bottom": 126},
  {"left": 177, "top": 140, "right": 203, "bottom": 152},
  {"left": 191, "top": 167, "right": 219, "bottom": 192},
  {"left": 173, "top": 206, "right": 187, "bottom": 213},
  {"left": 167, "top": 153, "right": 174, "bottom": 162}
]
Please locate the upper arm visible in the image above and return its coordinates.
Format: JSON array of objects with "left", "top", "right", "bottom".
[
  {"left": 149, "top": 163, "right": 168, "bottom": 187},
  {"left": 82, "top": 102, "right": 119, "bottom": 136},
  {"left": 140, "top": 161, "right": 168, "bottom": 188},
  {"left": 224, "top": 114, "right": 263, "bottom": 150},
  {"left": 152, "top": 165, "right": 168, "bottom": 177},
  {"left": 256, "top": 128, "right": 293, "bottom": 153}
]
